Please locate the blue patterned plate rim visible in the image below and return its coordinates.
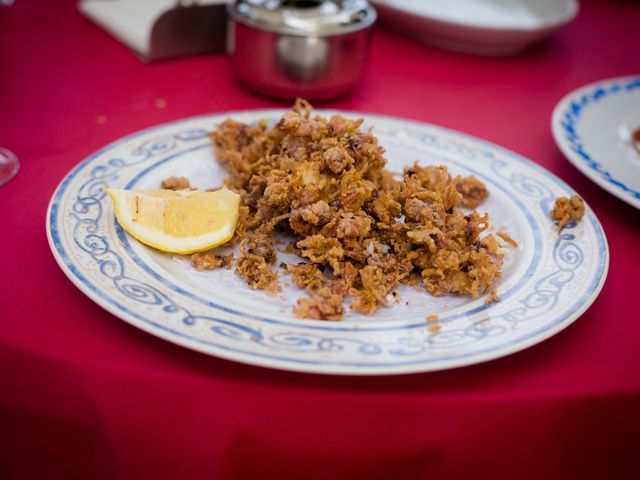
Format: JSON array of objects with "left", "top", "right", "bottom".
[
  {"left": 551, "top": 75, "right": 640, "bottom": 210},
  {"left": 46, "top": 109, "right": 609, "bottom": 375},
  {"left": 118, "top": 142, "right": 541, "bottom": 331}
]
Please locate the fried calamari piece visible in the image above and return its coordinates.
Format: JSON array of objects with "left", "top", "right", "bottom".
[
  {"left": 336, "top": 212, "right": 373, "bottom": 239},
  {"left": 235, "top": 231, "right": 278, "bottom": 289},
  {"left": 328, "top": 261, "right": 359, "bottom": 296},
  {"left": 456, "top": 175, "right": 489, "bottom": 209},
  {"left": 161, "top": 176, "right": 192, "bottom": 190},
  {"left": 402, "top": 164, "right": 461, "bottom": 211},
  {"left": 290, "top": 200, "right": 333, "bottom": 233},
  {"left": 370, "top": 190, "right": 402, "bottom": 223},
  {"left": 350, "top": 265, "right": 391, "bottom": 315},
  {"left": 421, "top": 244, "right": 502, "bottom": 298},
  {"left": 235, "top": 252, "right": 277, "bottom": 289},
  {"left": 191, "top": 252, "right": 234, "bottom": 271},
  {"left": 550, "top": 195, "right": 585, "bottom": 230},
  {"left": 297, "top": 235, "right": 344, "bottom": 273},
  {"left": 497, "top": 231, "right": 518, "bottom": 248},
  {"left": 241, "top": 230, "right": 277, "bottom": 264},
  {"left": 290, "top": 263, "right": 326, "bottom": 291},
  {"left": 294, "top": 287, "right": 344, "bottom": 321},
  {"left": 207, "top": 99, "right": 512, "bottom": 320}
]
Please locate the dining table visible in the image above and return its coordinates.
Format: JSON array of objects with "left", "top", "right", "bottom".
[{"left": 1, "top": 0, "right": 639, "bottom": 478}]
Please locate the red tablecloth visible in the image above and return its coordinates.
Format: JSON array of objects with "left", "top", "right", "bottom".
[{"left": 1, "top": 1, "right": 639, "bottom": 478}]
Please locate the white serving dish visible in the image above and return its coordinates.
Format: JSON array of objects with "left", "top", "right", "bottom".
[{"left": 371, "top": 0, "right": 579, "bottom": 55}]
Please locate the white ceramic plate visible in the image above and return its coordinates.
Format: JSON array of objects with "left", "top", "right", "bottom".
[
  {"left": 552, "top": 75, "right": 640, "bottom": 210},
  {"left": 371, "top": 0, "right": 578, "bottom": 55},
  {"left": 46, "top": 111, "right": 608, "bottom": 375}
]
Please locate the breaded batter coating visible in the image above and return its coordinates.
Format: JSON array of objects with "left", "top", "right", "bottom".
[
  {"left": 206, "top": 100, "right": 509, "bottom": 320},
  {"left": 191, "top": 252, "right": 234, "bottom": 271},
  {"left": 294, "top": 287, "right": 344, "bottom": 321},
  {"left": 161, "top": 176, "right": 192, "bottom": 190},
  {"left": 456, "top": 175, "right": 489, "bottom": 209},
  {"left": 550, "top": 195, "right": 585, "bottom": 230}
]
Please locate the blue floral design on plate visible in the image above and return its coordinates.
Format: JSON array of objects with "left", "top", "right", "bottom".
[
  {"left": 553, "top": 76, "right": 640, "bottom": 208},
  {"left": 46, "top": 111, "right": 608, "bottom": 375}
]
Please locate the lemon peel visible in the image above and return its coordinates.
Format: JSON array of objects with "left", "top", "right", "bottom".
[{"left": 105, "top": 187, "right": 240, "bottom": 254}]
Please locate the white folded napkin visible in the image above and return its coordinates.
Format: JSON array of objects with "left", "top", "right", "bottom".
[{"left": 79, "top": 0, "right": 227, "bottom": 61}]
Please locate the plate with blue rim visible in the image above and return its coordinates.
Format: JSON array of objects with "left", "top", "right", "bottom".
[
  {"left": 46, "top": 110, "right": 609, "bottom": 375},
  {"left": 552, "top": 75, "right": 640, "bottom": 210}
]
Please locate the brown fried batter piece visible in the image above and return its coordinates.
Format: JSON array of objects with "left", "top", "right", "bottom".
[
  {"left": 456, "top": 175, "right": 489, "bottom": 209},
  {"left": 235, "top": 230, "right": 279, "bottom": 289},
  {"left": 550, "top": 195, "right": 585, "bottom": 230},
  {"left": 191, "top": 253, "right": 234, "bottom": 271},
  {"left": 208, "top": 99, "right": 513, "bottom": 320},
  {"left": 290, "top": 263, "right": 326, "bottom": 291},
  {"left": 235, "top": 251, "right": 277, "bottom": 289},
  {"left": 350, "top": 266, "right": 390, "bottom": 315},
  {"left": 161, "top": 176, "right": 192, "bottom": 190},
  {"left": 297, "top": 235, "right": 344, "bottom": 274},
  {"left": 294, "top": 287, "right": 344, "bottom": 321},
  {"left": 497, "top": 231, "right": 518, "bottom": 248},
  {"left": 290, "top": 200, "right": 333, "bottom": 232},
  {"left": 422, "top": 244, "right": 501, "bottom": 298}
]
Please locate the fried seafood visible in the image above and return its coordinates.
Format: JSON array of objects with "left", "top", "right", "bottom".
[
  {"left": 456, "top": 175, "right": 489, "bottom": 209},
  {"left": 550, "top": 195, "right": 585, "bottom": 230},
  {"left": 192, "top": 252, "right": 234, "bottom": 271},
  {"left": 161, "top": 176, "right": 192, "bottom": 191},
  {"left": 198, "top": 100, "right": 511, "bottom": 320}
]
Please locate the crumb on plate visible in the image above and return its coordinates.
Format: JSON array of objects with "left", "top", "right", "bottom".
[
  {"left": 550, "top": 195, "right": 585, "bottom": 230},
  {"left": 191, "top": 252, "right": 234, "bottom": 271},
  {"left": 161, "top": 176, "right": 192, "bottom": 191}
]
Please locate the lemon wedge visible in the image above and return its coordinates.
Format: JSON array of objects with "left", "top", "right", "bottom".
[{"left": 105, "top": 187, "right": 240, "bottom": 254}]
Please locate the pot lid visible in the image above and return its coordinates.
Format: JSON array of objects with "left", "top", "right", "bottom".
[{"left": 228, "top": 0, "right": 376, "bottom": 36}]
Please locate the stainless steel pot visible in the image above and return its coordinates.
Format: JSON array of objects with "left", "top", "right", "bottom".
[{"left": 227, "top": 0, "right": 376, "bottom": 101}]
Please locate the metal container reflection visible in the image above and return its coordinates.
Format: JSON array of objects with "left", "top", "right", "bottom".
[{"left": 227, "top": 0, "right": 376, "bottom": 101}]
